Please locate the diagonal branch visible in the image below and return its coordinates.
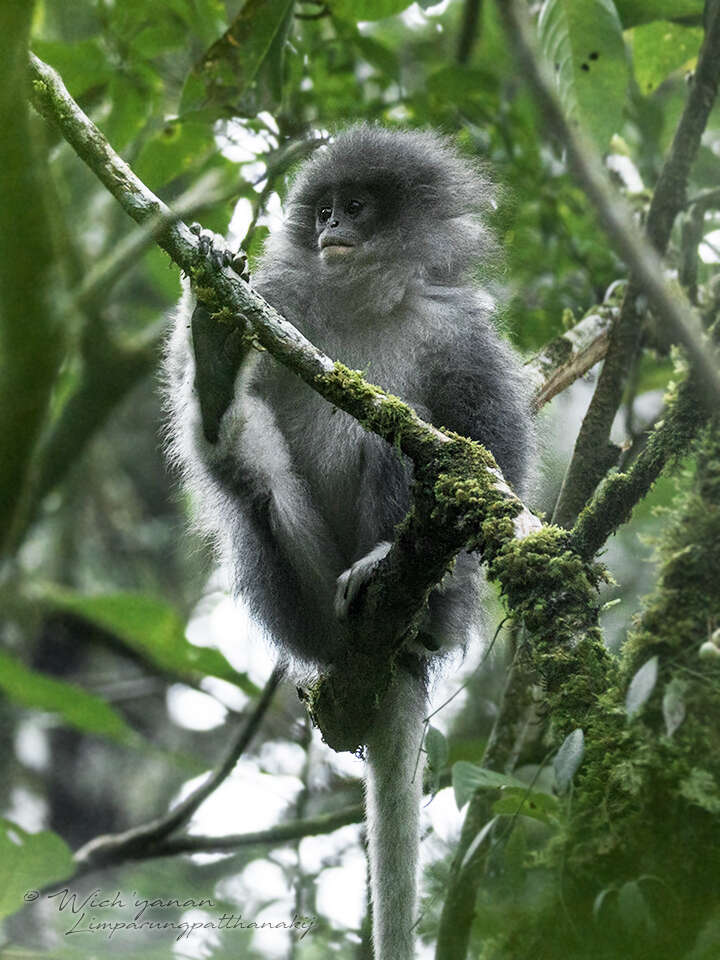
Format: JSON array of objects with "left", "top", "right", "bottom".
[
  {"left": 526, "top": 301, "right": 616, "bottom": 410},
  {"left": 569, "top": 375, "right": 711, "bottom": 559},
  {"left": 27, "top": 51, "right": 618, "bottom": 765}
]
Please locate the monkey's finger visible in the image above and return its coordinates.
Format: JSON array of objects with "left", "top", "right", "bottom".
[{"left": 231, "top": 251, "right": 250, "bottom": 281}]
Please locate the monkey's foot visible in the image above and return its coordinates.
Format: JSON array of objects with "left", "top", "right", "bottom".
[
  {"left": 190, "top": 222, "right": 249, "bottom": 281},
  {"left": 334, "top": 541, "right": 391, "bottom": 619}
]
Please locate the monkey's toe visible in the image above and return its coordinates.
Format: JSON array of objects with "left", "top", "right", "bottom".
[{"left": 334, "top": 541, "right": 391, "bottom": 619}]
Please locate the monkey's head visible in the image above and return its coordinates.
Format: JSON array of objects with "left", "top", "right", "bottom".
[{"left": 279, "top": 125, "right": 498, "bottom": 285}]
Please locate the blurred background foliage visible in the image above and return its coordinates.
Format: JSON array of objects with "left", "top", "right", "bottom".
[{"left": 0, "top": 0, "right": 718, "bottom": 957}]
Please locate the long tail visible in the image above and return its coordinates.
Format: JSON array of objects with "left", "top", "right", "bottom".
[{"left": 364, "top": 668, "right": 426, "bottom": 960}]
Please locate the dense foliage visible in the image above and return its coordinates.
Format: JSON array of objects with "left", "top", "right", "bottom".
[{"left": 0, "top": 0, "right": 719, "bottom": 958}]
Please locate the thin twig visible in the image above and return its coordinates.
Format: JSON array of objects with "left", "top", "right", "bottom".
[
  {"left": 73, "top": 664, "right": 284, "bottom": 873},
  {"left": 457, "top": 0, "right": 483, "bottom": 65}
]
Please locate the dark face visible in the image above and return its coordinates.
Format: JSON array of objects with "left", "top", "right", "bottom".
[{"left": 314, "top": 186, "right": 379, "bottom": 261}]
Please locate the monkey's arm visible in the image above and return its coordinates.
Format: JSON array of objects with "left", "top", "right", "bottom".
[
  {"left": 166, "top": 280, "right": 347, "bottom": 663},
  {"left": 421, "top": 313, "right": 536, "bottom": 496},
  {"left": 188, "top": 227, "right": 252, "bottom": 444},
  {"left": 191, "top": 301, "right": 248, "bottom": 444}
]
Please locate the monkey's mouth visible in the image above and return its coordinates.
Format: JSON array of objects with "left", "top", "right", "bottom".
[{"left": 320, "top": 239, "right": 356, "bottom": 257}]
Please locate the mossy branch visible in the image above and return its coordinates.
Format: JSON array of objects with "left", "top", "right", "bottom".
[{"left": 569, "top": 374, "right": 711, "bottom": 559}]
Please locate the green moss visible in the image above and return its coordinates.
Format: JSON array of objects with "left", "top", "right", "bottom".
[
  {"left": 210, "top": 305, "right": 235, "bottom": 324},
  {"left": 317, "top": 363, "right": 418, "bottom": 448},
  {"left": 193, "top": 284, "right": 216, "bottom": 305},
  {"left": 523, "top": 422, "right": 720, "bottom": 956}
]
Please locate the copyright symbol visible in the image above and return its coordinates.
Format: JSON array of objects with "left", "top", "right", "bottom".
[{"left": 24, "top": 890, "right": 39, "bottom": 902}]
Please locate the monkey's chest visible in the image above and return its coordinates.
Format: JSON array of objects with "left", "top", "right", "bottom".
[{"left": 264, "top": 373, "right": 401, "bottom": 559}]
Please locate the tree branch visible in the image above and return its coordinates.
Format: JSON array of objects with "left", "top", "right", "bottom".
[
  {"left": 457, "top": 0, "right": 483, "bottom": 65},
  {"left": 29, "top": 52, "right": 547, "bottom": 751},
  {"left": 0, "top": 12, "right": 63, "bottom": 554},
  {"left": 569, "top": 375, "right": 710, "bottom": 559},
  {"left": 436, "top": 651, "right": 535, "bottom": 960},
  {"left": 526, "top": 301, "right": 616, "bottom": 410}
]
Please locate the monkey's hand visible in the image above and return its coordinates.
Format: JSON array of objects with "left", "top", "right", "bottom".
[
  {"left": 189, "top": 225, "right": 251, "bottom": 445},
  {"left": 190, "top": 222, "right": 250, "bottom": 281},
  {"left": 334, "top": 541, "right": 391, "bottom": 620}
]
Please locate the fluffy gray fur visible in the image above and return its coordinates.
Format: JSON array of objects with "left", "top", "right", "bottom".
[{"left": 164, "top": 124, "right": 535, "bottom": 960}]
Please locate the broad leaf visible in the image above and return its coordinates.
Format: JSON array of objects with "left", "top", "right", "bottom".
[
  {"left": 0, "top": 821, "right": 73, "bottom": 921},
  {"left": 453, "top": 762, "right": 527, "bottom": 809},
  {"left": 630, "top": 21, "right": 702, "bottom": 95},
  {"left": 614, "top": 0, "right": 703, "bottom": 28},
  {"left": 181, "top": 0, "right": 295, "bottom": 113},
  {"left": 41, "top": 587, "right": 258, "bottom": 695},
  {"left": 329, "top": 0, "right": 412, "bottom": 21},
  {"left": 0, "top": 652, "right": 137, "bottom": 745},
  {"left": 662, "top": 677, "right": 686, "bottom": 737},
  {"left": 618, "top": 879, "right": 652, "bottom": 933},
  {"left": 459, "top": 816, "right": 497, "bottom": 870},
  {"left": 492, "top": 787, "right": 559, "bottom": 824},
  {"left": 539, "top": 0, "right": 629, "bottom": 151},
  {"left": 626, "top": 655, "right": 658, "bottom": 717},
  {"left": 553, "top": 728, "right": 585, "bottom": 792}
]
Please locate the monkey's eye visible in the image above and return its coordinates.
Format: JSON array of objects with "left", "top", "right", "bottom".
[
  {"left": 346, "top": 199, "right": 364, "bottom": 217},
  {"left": 317, "top": 207, "right": 332, "bottom": 224}
]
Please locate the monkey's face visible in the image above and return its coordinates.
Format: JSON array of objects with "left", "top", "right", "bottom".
[{"left": 315, "top": 187, "right": 380, "bottom": 261}]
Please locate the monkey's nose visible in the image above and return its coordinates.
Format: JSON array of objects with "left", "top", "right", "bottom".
[{"left": 329, "top": 218, "right": 339, "bottom": 228}]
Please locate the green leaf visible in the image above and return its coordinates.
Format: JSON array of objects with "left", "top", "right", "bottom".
[
  {"left": 593, "top": 885, "right": 617, "bottom": 921},
  {"left": 459, "top": 816, "right": 497, "bottom": 870},
  {"left": 135, "top": 121, "right": 215, "bottom": 189},
  {"left": 41, "top": 587, "right": 258, "bottom": 695},
  {"left": 32, "top": 39, "right": 111, "bottom": 96},
  {"left": 618, "top": 879, "right": 652, "bottom": 934},
  {"left": 629, "top": 21, "right": 703, "bottom": 95},
  {"left": 425, "top": 725, "right": 448, "bottom": 796},
  {"left": 181, "top": 0, "right": 295, "bottom": 112},
  {"left": 452, "top": 762, "right": 527, "bottom": 809},
  {"left": 538, "top": 0, "right": 629, "bottom": 151},
  {"left": 329, "top": 0, "right": 412, "bottom": 20},
  {"left": 553, "top": 727, "right": 585, "bottom": 792},
  {"left": 353, "top": 34, "right": 400, "bottom": 77},
  {"left": 103, "top": 74, "right": 154, "bottom": 150},
  {"left": 614, "top": 0, "right": 703, "bottom": 28},
  {"left": 0, "top": 652, "right": 137, "bottom": 745},
  {"left": 625, "top": 655, "right": 658, "bottom": 717},
  {"left": 188, "top": 0, "right": 227, "bottom": 48},
  {"left": 133, "top": 19, "right": 189, "bottom": 57},
  {"left": 662, "top": 677, "right": 686, "bottom": 737},
  {"left": 0, "top": 821, "right": 73, "bottom": 921},
  {"left": 492, "top": 788, "right": 559, "bottom": 824}
]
